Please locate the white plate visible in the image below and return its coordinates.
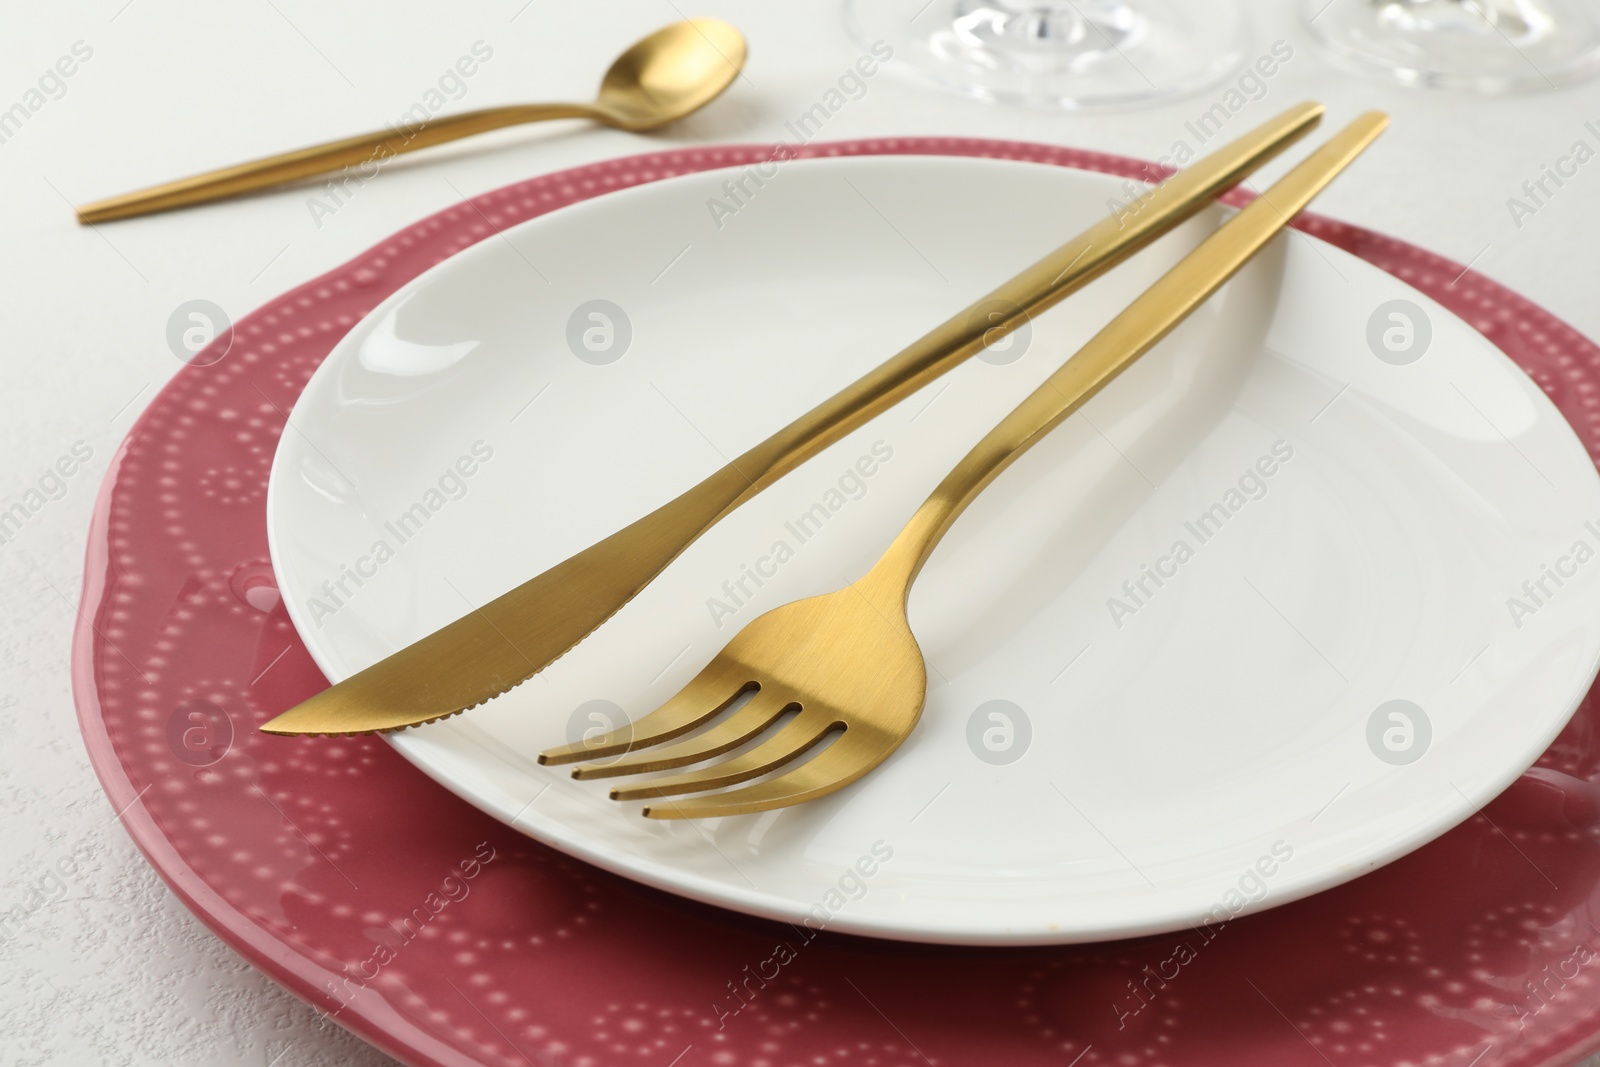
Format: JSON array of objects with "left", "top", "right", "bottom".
[{"left": 267, "top": 154, "right": 1600, "bottom": 945}]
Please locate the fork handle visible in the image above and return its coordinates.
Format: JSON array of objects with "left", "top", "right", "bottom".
[
  {"left": 76, "top": 103, "right": 597, "bottom": 224},
  {"left": 865, "top": 112, "right": 1389, "bottom": 597}
]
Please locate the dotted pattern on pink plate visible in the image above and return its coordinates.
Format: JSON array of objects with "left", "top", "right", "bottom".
[{"left": 74, "top": 139, "right": 1600, "bottom": 1067}]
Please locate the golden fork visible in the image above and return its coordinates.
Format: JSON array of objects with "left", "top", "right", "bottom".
[
  {"left": 261, "top": 101, "right": 1328, "bottom": 737},
  {"left": 541, "top": 111, "right": 1389, "bottom": 819},
  {"left": 76, "top": 19, "right": 746, "bottom": 224}
]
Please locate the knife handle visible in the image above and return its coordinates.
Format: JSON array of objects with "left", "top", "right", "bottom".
[{"left": 736, "top": 100, "right": 1326, "bottom": 496}]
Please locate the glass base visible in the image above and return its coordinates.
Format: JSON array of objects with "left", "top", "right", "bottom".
[
  {"left": 1303, "top": 0, "right": 1600, "bottom": 92},
  {"left": 844, "top": 0, "right": 1247, "bottom": 109}
]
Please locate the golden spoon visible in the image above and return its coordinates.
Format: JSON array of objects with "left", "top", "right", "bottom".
[{"left": 76, "top": 18, "right": 746, "bottom": 224}]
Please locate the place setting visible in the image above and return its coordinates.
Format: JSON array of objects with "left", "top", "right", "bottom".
[{"left": 55, "top": 6, "right": 1600, "bottom": 1066}]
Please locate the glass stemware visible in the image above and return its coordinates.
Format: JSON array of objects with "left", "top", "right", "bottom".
[
  {"left": 1303, "top": 0, "right": 1600, "bottom": 92},
  {"left": 844, "top": 0, "right": 1247, "bottom": 109}
]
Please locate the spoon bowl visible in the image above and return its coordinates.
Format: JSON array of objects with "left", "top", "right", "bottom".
[{"left": 595, "top": 18, "right": 747, "bottom": 130}]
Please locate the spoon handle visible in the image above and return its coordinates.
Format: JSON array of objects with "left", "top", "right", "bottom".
[
  {"left": 864, "top": 112, "right": 1389, "bottom": 598},
  {"left": 76, "top": 103, "right": 596, "bottom": 224}
]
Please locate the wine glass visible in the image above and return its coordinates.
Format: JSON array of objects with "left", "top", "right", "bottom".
[
  {"left": 1302, "top": 0, "right": 1600, "bottom": 92},
  {"left": 844, "top": 0, "right": 1247, "bottom": 109}
]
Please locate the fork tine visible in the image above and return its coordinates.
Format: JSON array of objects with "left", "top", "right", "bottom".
[
  {"left": 570, "top": 688, "right": 798, "bottom": 780},
  {"left": 538, "top": 662, "right": 754, "bottom": 766},
  {"left": 608, "top": 711, "right": 840, "bottom": 802},
  {"left": 640, "top": 730, "right": 885, "bottom": 818}
]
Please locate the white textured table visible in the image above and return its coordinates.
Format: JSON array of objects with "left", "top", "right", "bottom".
[{"left": 4, "top": 1, "right": 1599, "bottom": 1064}]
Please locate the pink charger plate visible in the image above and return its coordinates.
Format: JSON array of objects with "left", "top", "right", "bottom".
[{"left": 74, "top": 138, "right": 1600, "bottom": 1067}]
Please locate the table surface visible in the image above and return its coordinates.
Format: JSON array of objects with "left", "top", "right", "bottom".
[{"left": 5, "top": 1, "right": 1600, "bottom": 1064}]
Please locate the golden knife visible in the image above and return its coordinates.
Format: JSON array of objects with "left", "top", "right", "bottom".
[{"left": 262, "top": 101, "right": 1326, "bottom": 736}]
